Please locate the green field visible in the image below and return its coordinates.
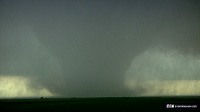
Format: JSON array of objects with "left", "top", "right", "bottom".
[{"left": 0, "top": 96, "right": 199, "bottom": 111}]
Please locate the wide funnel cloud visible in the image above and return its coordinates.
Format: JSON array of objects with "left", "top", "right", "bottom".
[{"left": 125, "top": 47, "right": 200, "bottom": 96}]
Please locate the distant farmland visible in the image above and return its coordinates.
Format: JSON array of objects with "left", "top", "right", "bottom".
[{"left": 0, "top": 96, "right": 199, "bottom": 111}]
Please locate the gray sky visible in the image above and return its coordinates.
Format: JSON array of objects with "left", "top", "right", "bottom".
[{"left": 0, "top": 0, "right": 200, "bottom": 97}]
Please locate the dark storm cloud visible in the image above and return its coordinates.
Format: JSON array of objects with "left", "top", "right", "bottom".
[{"left": 0, "top": 0, "right": 199, "bottom": 97}]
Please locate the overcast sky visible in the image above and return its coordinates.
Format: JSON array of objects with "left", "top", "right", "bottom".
[{"left": 0, "top": 0, "right": 200, "bottom": 97}]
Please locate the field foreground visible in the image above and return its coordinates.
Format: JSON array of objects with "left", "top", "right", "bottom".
[{"left": 0, "top": 96, "right": 199, "bottom": 112}]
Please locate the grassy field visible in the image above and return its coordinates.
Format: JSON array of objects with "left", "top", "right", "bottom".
[{"left": 0, "top": 96, "right": 199, "bottom": 111}]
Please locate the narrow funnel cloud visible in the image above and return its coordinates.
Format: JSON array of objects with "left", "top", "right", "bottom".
[{"left": 0, "top": 25, "right": 64, "bottom": 97}]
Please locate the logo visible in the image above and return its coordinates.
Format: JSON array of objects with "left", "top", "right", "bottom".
[{"left": 166, "top": 104, "right": 174, "bottom": 108}]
